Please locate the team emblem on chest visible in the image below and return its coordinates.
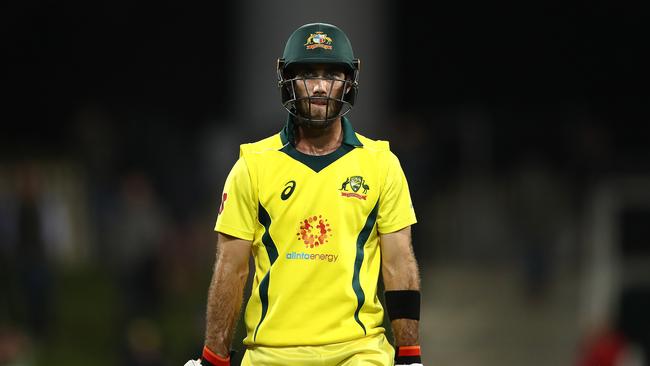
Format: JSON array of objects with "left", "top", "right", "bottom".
[{"left": 339, "top": 175, "right": 369, "bottom": 200}]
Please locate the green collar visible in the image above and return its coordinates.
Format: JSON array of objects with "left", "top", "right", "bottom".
[
  {"left": 279, "top": 115, "right": 363, "bottom": 147},
  {"left": 278, "top": 115, "right": 362, "bottom": 173}
]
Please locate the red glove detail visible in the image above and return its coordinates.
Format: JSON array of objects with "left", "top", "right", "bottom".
[
  {"left": 395, "top": 345, "right": 422, "bottom": 365},
  {"left": 397, "top": 345, "right": 421, "bottom": 357},
  {"left": 202, "top": 346, "right": 230, "bottom": 366}
]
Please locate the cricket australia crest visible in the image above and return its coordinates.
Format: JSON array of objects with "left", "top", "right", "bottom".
[
  {"left": 304, "top": 32, "right": 333, "bottom": 50},
  {"left": 339, "top": 175, "right": 369, "bottom": 200}
]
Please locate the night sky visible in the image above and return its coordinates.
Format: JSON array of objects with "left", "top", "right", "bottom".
[
  {"left": 6, "top": 2, "right": 234, "bottom": 149},
  {"left": 4, "top": 1, "right": 648, "bottom": 163}
]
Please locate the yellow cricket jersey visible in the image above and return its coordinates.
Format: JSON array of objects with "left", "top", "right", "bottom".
[{"left": 215, "top": 116, "right": 417, "bottom": 347}]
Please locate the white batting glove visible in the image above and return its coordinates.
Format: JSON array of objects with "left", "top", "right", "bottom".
[{"left": 184, "top": 359, "right": 202, "bottom": 366}]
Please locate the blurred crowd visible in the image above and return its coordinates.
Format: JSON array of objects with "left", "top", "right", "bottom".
[
  {"left": 1, "top": 105, "right": 223, "bottom": 365},
  {"left": 1, "top": 100, "right": 648, "bottom": 366}
]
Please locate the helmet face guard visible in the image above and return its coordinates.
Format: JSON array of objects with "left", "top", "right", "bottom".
[{"left": 277, "top": 59, "right": 360, "bottom": 128}]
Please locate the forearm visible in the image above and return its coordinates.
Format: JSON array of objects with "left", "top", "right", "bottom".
[
  {"left": 391, "top": 319, "right": 419, "bottom": 346},
  {"left": 204, "top": 245, "right": 249, "bottom": 356},
  {"left": 385, "top": 259, "right": 421, "bottom": 346},
  {"left": 382, "top": 250, "right": 420, "bottom": 291},
  {"left": 380, "top": 227, "right": 421, "bottom": 346}
]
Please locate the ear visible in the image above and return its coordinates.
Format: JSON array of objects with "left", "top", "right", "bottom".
[
  {"left": 277, "top": 58, "right": 286, "bottom": 86},
  {"left": 344, "top": 77, "right": 355, "bottom": 94}
]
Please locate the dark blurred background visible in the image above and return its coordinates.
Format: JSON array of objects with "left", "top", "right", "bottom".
[{"left": 2, "top": 1, "right": 649, "bottom": 365}]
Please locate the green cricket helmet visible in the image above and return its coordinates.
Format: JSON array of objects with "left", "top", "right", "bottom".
[{"left": 277, "top": 23, "right": 360, "bottom": 126}]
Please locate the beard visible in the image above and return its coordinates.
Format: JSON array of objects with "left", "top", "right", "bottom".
[
  {"left": 294, "top": 116, "right": 335, "bottom": 129},
  {"left": 294, "top": 98, "right": 344, "bottom": 129}
]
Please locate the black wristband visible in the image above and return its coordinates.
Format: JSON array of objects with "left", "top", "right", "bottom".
[{"left": 384, "top": 290, "right": 420, "bottom": 321}]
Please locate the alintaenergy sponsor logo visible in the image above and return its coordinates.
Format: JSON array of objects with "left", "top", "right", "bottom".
[
  {"left": 292, "top": 214, "right": 338, "bottom": 263},
  {"left": 285, "top": 251, "right": 339, "bottom": 263}
]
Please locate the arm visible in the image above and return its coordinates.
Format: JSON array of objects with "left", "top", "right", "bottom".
[
  {"left": 204, "top": 232, "right": 251, "bottom": 358},
  {"left": 380, "top": 226, "right": 421, "bottom": 350}
]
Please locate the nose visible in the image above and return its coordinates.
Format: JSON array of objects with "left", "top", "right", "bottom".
[{"left": 311, "top": 78, "right": 329, "bottom": 96}]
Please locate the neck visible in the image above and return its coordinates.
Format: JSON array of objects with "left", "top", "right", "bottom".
[{"left": 294, "top": 118, "right": 343, "bottom": 156}]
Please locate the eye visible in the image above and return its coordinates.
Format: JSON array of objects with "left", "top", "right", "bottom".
[{"left": 326, "top": 71, "right": 346, "bottom": 80}]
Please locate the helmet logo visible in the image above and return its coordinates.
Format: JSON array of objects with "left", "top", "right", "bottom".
[{"left": 304, "top": 32, "right": 333, "bottom": 50}]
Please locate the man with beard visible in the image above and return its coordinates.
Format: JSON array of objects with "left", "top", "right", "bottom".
[{"left": 187, "top": 23, "right": 422, "bottom": 366}]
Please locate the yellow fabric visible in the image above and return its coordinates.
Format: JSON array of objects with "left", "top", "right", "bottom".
[
  {"left": 240, "top": 333, "right": 394, "bottom": 366},
  {"left": 215, "top": 128, "right": 416, "bottom": 347}
]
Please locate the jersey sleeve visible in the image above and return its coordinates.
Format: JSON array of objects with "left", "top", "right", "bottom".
[
  {"left": 214, "top": 157, "right": 257, "bottom": 241},
  {"left": 376, "top": 151, "right": 417, "bottom": 234}
]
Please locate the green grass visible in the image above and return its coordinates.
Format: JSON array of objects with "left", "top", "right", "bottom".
[{"left": 39, "top": 267, "right": 120, "bottom": 366}]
